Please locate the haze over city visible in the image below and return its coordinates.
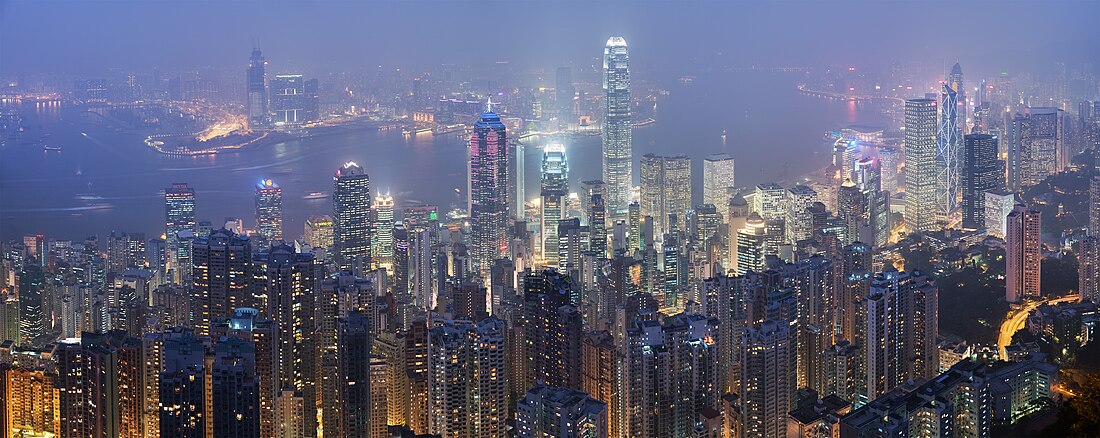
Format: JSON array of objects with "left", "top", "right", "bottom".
[{"left": 1, "top": 1, "right": 1099, "bottom": 437}]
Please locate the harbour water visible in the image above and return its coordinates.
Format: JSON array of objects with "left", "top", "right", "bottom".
[{"left": 0, "top": 70, "right": 891, "bottom": 241}]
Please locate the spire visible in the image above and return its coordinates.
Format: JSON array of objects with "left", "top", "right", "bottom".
[{"left": 486, "top": 96, "right": 495, "bottom": 113}]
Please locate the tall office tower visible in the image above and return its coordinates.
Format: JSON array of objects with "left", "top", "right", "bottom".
[
  {"left": 158, "top": 332, "right": 208, "bottom": 438},
  {"left": 392, "top": 224, "right": 410, "bottom": 296},
  {"left": 522, "top": 269, "right": 582, "bottom": 390},
  {"left": 589, "top": 194, "right": 608, "bottom": 258},
  {"left": 336, "top": 311, "right": 373, "bottom": 438},
  {"left": 704, "top": 153, "right": 736, "bottom": 220},
  {"left": 581, "top": 180, "right": 606, "bottom": 225},
  {"left": 984, "top": 189, "right": 1019, "bottom": 239},
  {"left": 1080, "top": 237, "right": 1100, "bottom": 303},
  {"left": 879, "top": 146, "right": 900, "bottom": 193},
  {"left": 619, "top": 314, "right": 719, "bottom": 437},
  {"left": 960, "top": 134, "right": 1000, "bottom": 231},
  {"left": 864, "top": 270, "right": 939, "bottom": 398},
  {"left": 736, "top": 213, "right": 768, "bottom": 275},
  {"left": 469, "top": 108, "right": 510, "bottom": 275},
  {"left": 640, "top": 154, "right": 692, "bottom": 236},
  {"left": 784, "top": 185, "right": 819, "bottom": 244},
  {"left": 190, "top": 228, "right": 251, "bottom": 336},
  {"left": 1091, "top": 176, "right": 1100, "bottom": 235},
  {"left": 740, "top": 320, "right": 793, "bottom": 438},
  {"left": 165, "top": 182, "right": 196, "bottom": 285},
  {"left": 851, "top": 157, "right": 891, "bottom": 247},
  {"left": 603, "top": 36, "right": 632, "bottom": 214},
  {"left": 540, "top": 144, "right": 569, "bottom": 266},
  {"left": 515, "top": 385, "right": 608, "bottom": 438},
  {"left": 556, "top": 219, "right": 586, "bottom": 277},
  {"left": 255, "top": 178, "right": 283, "bottom": 246},
  {"left": 1005, "top": 204, "right": 1042, "bottom": 303},
  {"left": 837, "top": 179, "right": 867, "bottom": 247},
  {"left": 17, "top": 265, "right": 44, "bottom": 345},
  {"left": 937, "top": 82, "right": 962, "bottom": 219},
  {"left": 372, "top": 194, "right": 395, "bottom": 267},
  {"left": 269, "top": 74, "right": 319, "bottom": 126},
  {"left": 427, "top": 317, "right": 508, "bottom": 438},
  {"left": 555, "top": 67, "right": 575, "bottom": 122},
  {"left": 1009, "top": 107, "right": 1066, "bottom": 190},
  {"left": 904, "top": 99, "right": 940, "bottom": 232},
  {"left": 409, "top": 227, "right": 433, "bottom": 309},
  {"left": 55, "top": 334, "right": 124, "bottom": 438},
  {"left": 303, "top": 215, "right": 334, "bottom": 251},
  {"left": 949, "top": 63, "right": 966, "bottom": 133},
  {"left": 2, "top": 290, "right": 19, "bottom": 343},
  {"left": 513, "top": 141, "right": 526, "bottom": 219},
  {"left": 753, "top": 183, "right": 787, "bottom": 221},
  {"left": 334, "top": 162, "right": 372, "bottom": 275},
  {"left": 210, "top": 338, "right": 260, "bottom": 438},
  {"left": 247, "top": 48, "right": 267, "bottom": 129},
  {"left": 627, "top": 202, "right": 642, "bottom": 252},
  {"left": 690, "top": 204, "right": 722, "bottom": 247}
]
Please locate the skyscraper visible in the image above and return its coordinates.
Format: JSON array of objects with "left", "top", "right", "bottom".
[
  {"left": 247, "top": 48, "right": 267, "bottom": 129},
  {"left": 255, "top": 178, "right": 283, "bottom": 245},
  {"left": 165, "top": 182, "right": 196, "bottom": 285},
  {"left": 333, "top": 162, "right": 371, "bottom": 275},
  {"left": 703, "top": 153, "right": 736, "bottom": 220},
  {"left": 1009, "top": 108, "right": 1066, "bottom": 190},
  {"left": 864, "top": 270, "right": 939, "bottom": 398},
  {"left": 269, "top": 74, "right": 319, "bottom": 127},
  {"left": 937, "top": 82, "right": 961, "bottom": 219},
  {"left": 515, "top": 385, "right": 607, "bottom": 438},
  {"left": 639, "top": 154, "right": 692, "bottom": 237},
  {"left": 372, "top": 193, "right": 395, "bottom": 267},
  {"left": 427, "top": 317, "right": 508, "bottom": 438},
  {"left": 191, "top": 228, "right": 252, "bottom": 336},
  {"left": 740, "top": 320, "right": 793, "bottom": 438},
  {"left": 784, "top": 185, "right": 819, "bottom": 244},
  {"left": 1091, "top": 176, "right": 1100, "bottom": 236},
  {"left": 522, "top": 269, "right": 582, "bottom": 391},
  {"left": 469, "top": 108, "right": 510, "bottom": 275},
  {"left": 603, "top": 36, "right": 632, "bottom": 214},
  {"left": 904, "top": 99, "right": 940, "bottom": 233},
  {"left": 961, "top": 134, "right": 1000, "bottom": 231},
  {"left": 1005, "top": 204, "right": 1041, "bottom": 303},
  {"left": 1080, "top": 237, "right": 1100, "bottom": 304},
  {"left": 540, "top": 144, "right": 569, "bottom": 266}
]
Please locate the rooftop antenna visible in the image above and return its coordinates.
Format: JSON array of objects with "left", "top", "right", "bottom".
[{"left": 486, "top": 96, "right": 494, "bottom": 113}]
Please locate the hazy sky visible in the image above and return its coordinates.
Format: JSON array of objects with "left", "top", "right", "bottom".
[{"left": 2, "top": 1, "right": 1098, "bottom": 77}]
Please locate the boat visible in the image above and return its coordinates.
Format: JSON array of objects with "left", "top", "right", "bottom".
[
  {"left": 43, "top": 144, "right": 62, "bottom": 151},
  {"left": 304, "top": 191, "right": 329, "bottom": 200}
]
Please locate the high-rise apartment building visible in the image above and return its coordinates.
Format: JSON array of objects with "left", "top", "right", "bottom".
[
  {"left": 864, "top": 270, "right": 939, "bottom": 398},
  {"left": 1005, "top": 204, "right": 1041, "bottom": 303},
  {"left": 740, "top": 320, "right": 793, "bottom": 438},
  {"left": 190, "top": 228, "right": 252, "bottom": 336},
  {"left": 427, "top": 317, "right": 508, "bottom": 438},
  {"left": 515, "top": 385, "right": 607, "bottom": 438}
]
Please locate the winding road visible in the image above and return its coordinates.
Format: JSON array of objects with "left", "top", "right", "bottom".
[{"left": 998, "top": 294, "right": 1080, "bottom": 360}]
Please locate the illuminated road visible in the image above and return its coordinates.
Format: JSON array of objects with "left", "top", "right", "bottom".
[{"left": 998, "top": 294, "right": 1079, "bottom": 360}]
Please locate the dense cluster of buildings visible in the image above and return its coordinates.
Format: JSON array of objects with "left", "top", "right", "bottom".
[{"left": 3, "top": 39, "right": 1100, "bottom": 438}]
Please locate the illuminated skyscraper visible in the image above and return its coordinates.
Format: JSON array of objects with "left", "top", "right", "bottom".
[
  {"left": 1005, "top": 204, "right": 1041, "bottom": 303},
  {"left": 937, "top": 82, "right": 961, "bottom": 219},
  {"left": 540, "top": 144, "right": 569, "bottom": 266},
  {"left": 255, "top": 179, "right": 283, "bottom": 245},
  {"left": 304, "top": 214, "right": 334, "bottom": 251},
  {"left": 961, "top": 134, "right": 1000, "bottom": 231},
  {"left": 427, "top": 317, "right": 508, "bottom": 438},
  {"left": 904, "top": 99, "right": 939, "bottom": 233},
  {"left": 269, "top": 74, "right": 319, "bottom": 126},
  {"left": 740, "top": 320, "right": 793, "bottom": 438},
  {"left": 333, "top": 162, "right": 372, "bottom": 275},
  {"left": 165, "top": 182, "right": 196, "bottom": 284},
  {"left": 784, "top": 185, "right": 819, "bottom": 244},
  {"left": 190, "top": 228, "right": 252, "bottom": 337},
  {"left": 522, "top": 269, "right": 582, "bottom": 391},
  {"left": 753, "top": 183, "right": 787, "bottom": 221},
  {"left": 247, "top": 48, "right": 267, "bottom": 128},
  {"left": 372, "top": 194, "right": 395, "bottom": 267},
  {"left": 864, "top": 270, "right": 939, "bottom": 398},
  {"left": 515, "top": 385, "right": 607, "bottom": 438},
  {"left": 1091, "top": 176, "right": 1100, "bottom": 236},
  {"left": 469, "top": 108, "right": 510, "bottom": 275},
  {"left": 639, "top": 154, "right": 692, "bottom": 236},
  {"left": 603, "top": 36, "right": 632, "bottom": 214},
  {"left": 1009, "top": 108, "right": 1065, "bottom": 190},
  {"left": 703, "top": 153, "right": 736, "bottom": 220}
]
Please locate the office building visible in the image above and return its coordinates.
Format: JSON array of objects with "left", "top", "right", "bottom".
[
  {"left": 165, "top": 183, "right": 196, "bottom": 285},
  {"left": 937, "top": 82, "right": 961, "bottom": 219},
  {"left": 269, "top": 74, "right": 318, "bottom": 126},
  {"left": 703, "top": 154, "right": 736, "bottom": 220},
  {"left": 333, "top": 162, "right": 372, "bottom": 275},
  {"left": 640, "top": 153, "right": 692, "bottom": 236},
  {"left": 904, "top": 99, "right": 940, "bottom": 232},
  {"left": 304, "top": 214, "right": 334, "bottom": 252},
  {"left": 247, "top": 48, "right": 267, "bottom": 128},
  {"left": 515, "top": 385, "right": 607, "bottom": 438},
  {"left": 984, "top": 190, "right": 1018, "bottom": 239},
  {"left": 603, "top": 36, "right": 632, "bottom": 214},
  {"left": 784, "top": 185, "right": 819, "bottom": 244},
  {"left": 469, "top": 108, "right": 510, "bottom": 275},
  {"left": 255, "top": 179, "right": 283, "bottom": 246},
  {"left": 1009, "top": 107, "right": 1066, "bottom": 190},
  {"left": 540, "top": 144, "right": 569, "bottom": 266},
  {"left": 961, "top": 134, "right": 999, "bottom": 231},
  {"left": 372, "top": 194, "right": 395, "bottom": 267},
  {"left": 1005, "top": 204, "right": 1041, "bottom": 303}
]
